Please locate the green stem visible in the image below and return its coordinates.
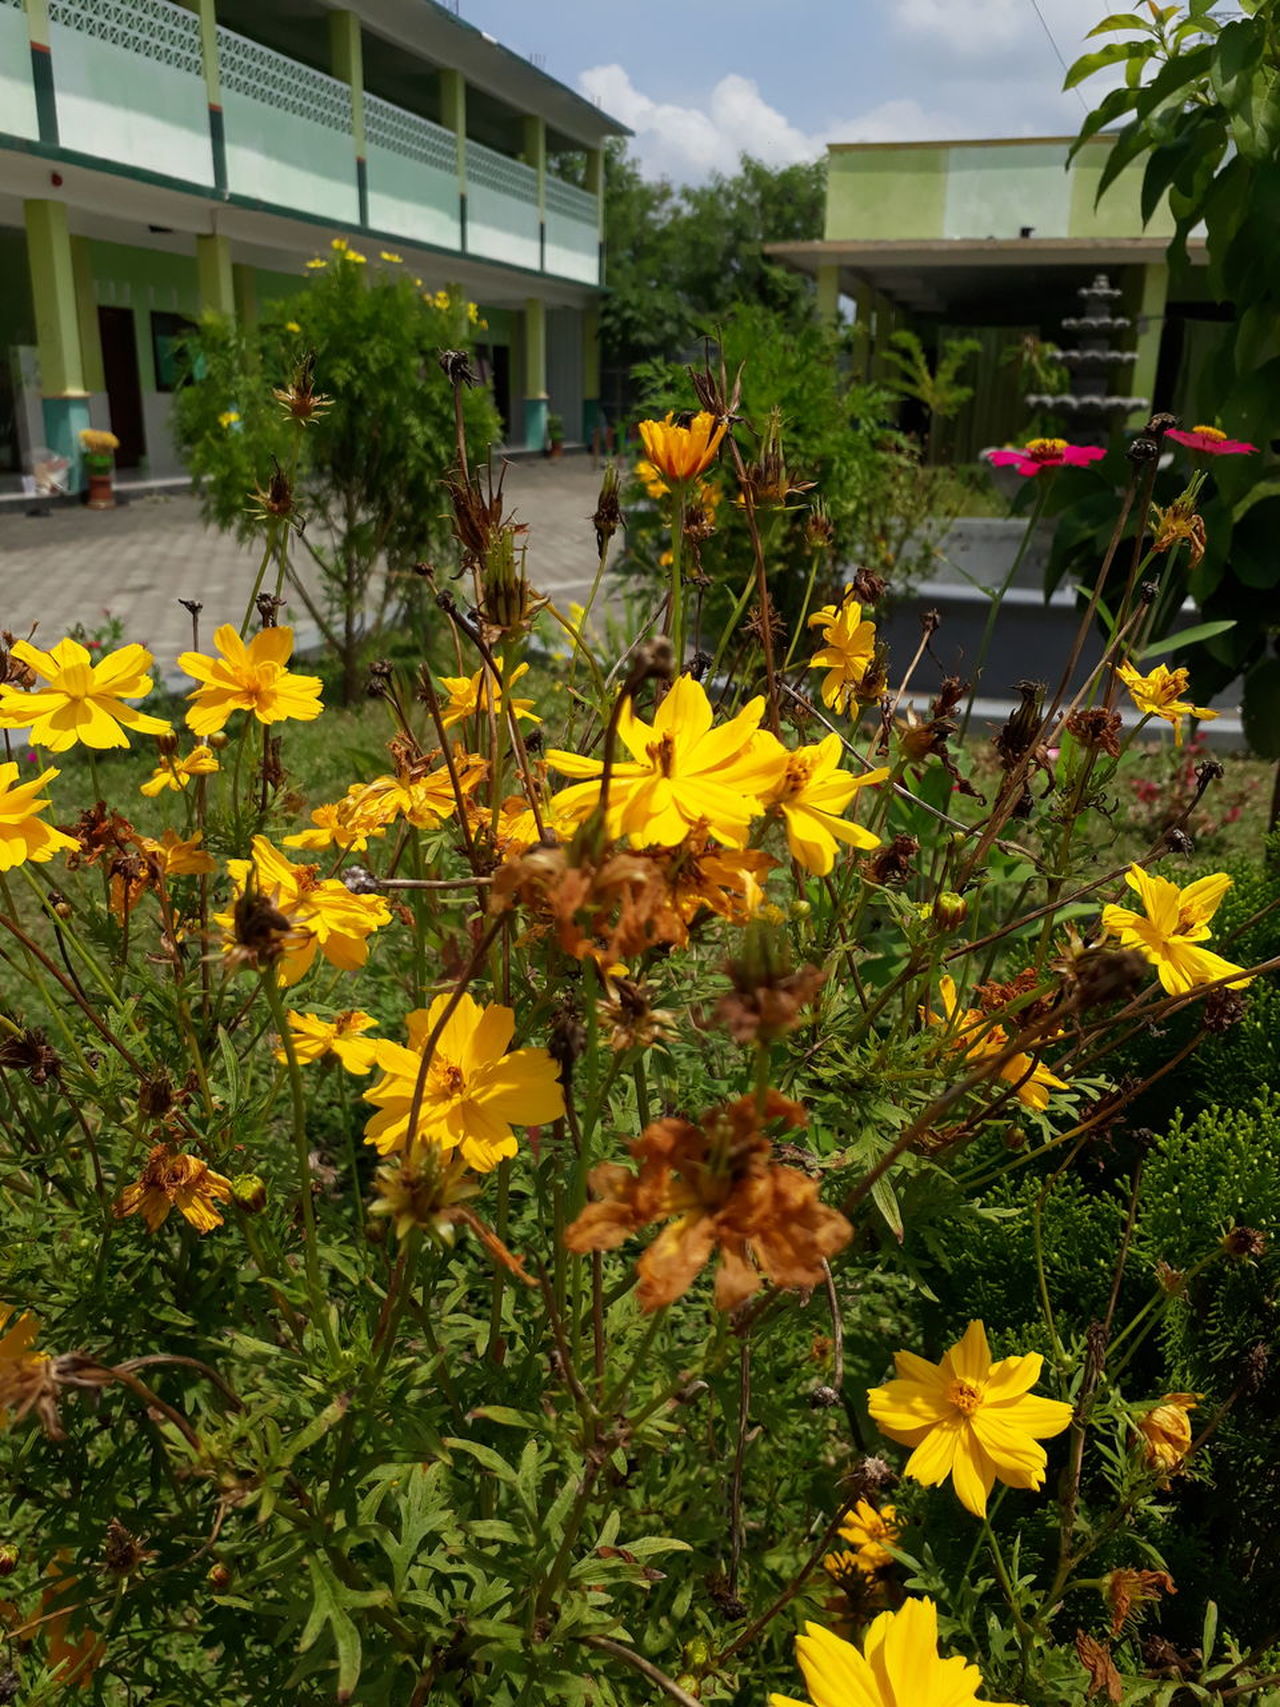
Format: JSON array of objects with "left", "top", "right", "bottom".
[{"left": 668, "top": 489, "right": 687, "bottom": 663}]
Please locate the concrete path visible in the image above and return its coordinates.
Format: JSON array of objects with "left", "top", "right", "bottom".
[{"left": 0, "top": 454, "right": 618, "bottom": 683}]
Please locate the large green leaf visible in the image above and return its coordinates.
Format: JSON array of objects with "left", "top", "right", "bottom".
[{"left": 1065, "top": 40, "right": 1152, "bottom": 88}]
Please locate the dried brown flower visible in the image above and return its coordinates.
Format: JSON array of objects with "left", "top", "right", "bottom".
[
  {"left": 1065, "top": 707, "right": 1124, "bottom": 758},
  {"left": 0, "top": 1026, "right": 62, "bottom": 1086},
  {"left": 1075, "top": 1631, "right": 1124, "bottom": 1703},
  {"left": 1222, "top": 1224, "right": 1266, "bottom": 1260},
  {"left": 272, "top": 351, "right": 331, "bottom": 424},
  {"left": 591, "top": 462, "right": 623, "bottom": 556},
  {"left": 717, "top": 928, "right": 825, "bottom": 1044},
  {"left": 863, "top": 834, "right": 919, "bottom": 887},
  {"left": 103, "top": 1519, "right": 155, "bottom": 1577},
  {"left": 1103, "top": 1568, "right": 1176, "bottom": 1636},
  {"left": 565, "top": 1091, "right": 851, "bottom": 1311}
]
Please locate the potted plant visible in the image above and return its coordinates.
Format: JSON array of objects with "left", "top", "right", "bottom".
[
  {"left": 80, "top": 428, "right": 121, "bottom": 510},
  {"left": 546, "top": 412, "right": 564, "bottom": 459}
]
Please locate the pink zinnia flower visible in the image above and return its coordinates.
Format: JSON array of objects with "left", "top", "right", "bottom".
[
  {"left": 987, "top": 437, "right": 1107, "bottom": 478},
  {"left": 1165, "top": 425, "right": 1257, "bottom": 456}
]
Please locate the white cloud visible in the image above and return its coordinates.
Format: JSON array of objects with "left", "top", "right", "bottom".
[{"left": 892, "top": 0, "right": 1093, "bottom": 59}]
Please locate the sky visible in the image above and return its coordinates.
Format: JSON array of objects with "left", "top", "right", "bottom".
[{"left": 457, "top": 0, "right": 1117, "bottom": 180}]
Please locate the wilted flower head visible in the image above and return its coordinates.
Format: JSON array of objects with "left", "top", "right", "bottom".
[
  {"left": 271, "top": 351, "right": 331, "bottom": 424},
  {"left": 1103, "top": 1568, "right": 1176, "bottom": 1636},
  {"left": 115, "top": 1145, "right": 235, "bottom": 1235},
  {"left": 717, "top": 924, "right": 825, "bottom": 1044},
  {"left": 1136, "top": 1392, "right": 1198, "bottom": 1477}
]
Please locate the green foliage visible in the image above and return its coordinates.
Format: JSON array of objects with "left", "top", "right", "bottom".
[
  {"left": 881, "top": 331, "right": 982, "bottom": 462},
  {"left": 172, "top": 249, "right": 499, "bottom": 702},
  {"left": 1065, "top": 3, "right": 1280, "bottom": 749}
]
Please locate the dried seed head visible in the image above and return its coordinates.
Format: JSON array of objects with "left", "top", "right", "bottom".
[
  {"left": 1221, "top": 1225, "right": 1266, "bottom": 1261},
  {"left": 103, "top": 1518, "right": 154, "bottom": 1577},
  {"left": 437, "top": 348, "right": 478, "bottom": 388},
  {"left": 804, "top": 502, "right": 836, "bottom": 554},
  {"left": 1065, "top": 707, "right": 1123, "bottom": 758},
  {"left": 809, "top": 1384, "right": 840, "bottom": 1409},
  {"left": 1071, "top": 946, "right": 1149, "bottom": 1010},
  {"left": 0, "top": 1027, "right": 62, "bottom": 1086},
  {"left": 716, "top": 924, "right": 825, "bottom": 1044},
  {"left": 137, "top": 1069, "right": 176, "bottom": 1120},
  {"left": 592, "top": 462, "right": 623, "bottom": 556},
  {"left": 272, "top": 350, "right": 331, "bottom": 424},
  {"left": 847, "top": 564, "right": 886, "bottom": 606},
  {"left": 842, "top": 1454, "right": 896, "bottom": 1502},
  {"left": 1145, "top": 412, "right": 1180, "bottom": 440},
  {"left": 256, "top": 592, "right": 287, "bottom": 629},
  {"left": 863, "top": 834, "right": 919, "bottom": 887},
  {"left": 1126, "top": 432, "right": 1161, "bottom": 465},
  {"left": 1203, "top": 987, "right": 1247, "bottom": 1033}
]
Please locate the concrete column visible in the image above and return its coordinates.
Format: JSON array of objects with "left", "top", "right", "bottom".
[
  {"left": 70, "top": 238, "right": 104, "bottom": 397},
  {"left": 815, "top": 262, "right": 840, "bottom": 327},
  {"left": 522, "top": 297, "right": 547, "bottom": 449},
  {"left": 329, "top": 9, "right": 366, "bottom": 224},
  {"left": 22, "top": 0, "right": 57, "bottom": 144},
  {"left": 24, "top": 199, "right": 90, "bottom": 487},
  {"left": 440, "top": 69, "right": 466, "bottom": 246},
  {"left": 582, "top": 304, "right": 601, "bottom": 445},
  {"left": 196, "top": 233, "right": 235, "bottom": 318},
  {"left": 178, "top": 0, "right": 223, "bottom": 188},
  {"left": 232, "top": 263, "right": 257, "bottom": 326},
  {"left": 522, "top": 114, "right": 547, "bottom": 270},
  {"left": 1130, "top": 261, "right": 1168, "bottom": 427}
]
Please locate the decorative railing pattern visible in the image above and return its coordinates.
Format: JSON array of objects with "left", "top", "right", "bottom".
[
  {"left": 364, "top": 94, "right": 456, "bottom": 174},
  {"left": 1, "top": 0, "right": 26, "bottom": 12},
  {"left": 467, "top": 137, "right": 539, "bottom": 202},
  {"left": 217, "top": 26, "right": 352, "bottom": 132},
  {"left": 47, "top": 0, "right": 203, "bottom": 77},
  {"left": 545, "top": 172, "right": 597, "bottom": 225}
]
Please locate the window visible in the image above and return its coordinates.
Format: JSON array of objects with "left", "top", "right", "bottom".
[{"left": 150, "top": 311, "right": 199, "bottom": 393}]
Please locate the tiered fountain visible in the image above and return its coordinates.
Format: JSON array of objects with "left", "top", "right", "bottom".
[{"left": 1025, "top": 272, "right": 1148, "bottom": 444}]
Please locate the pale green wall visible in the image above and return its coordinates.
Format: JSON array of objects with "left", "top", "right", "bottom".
[
  {"left": 86, "top": 240, "right": 200, "bottom": 393},
  {"left": 1068, "top": 139, "right": 1176, "bottom": 238},
  {"left": 826, "top": 146, "right": 947, "bottom": 240}
]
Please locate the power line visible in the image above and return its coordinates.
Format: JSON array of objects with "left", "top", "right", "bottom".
[{"left": 1026, "top": 0, "right": 1092, "bottom": 113}]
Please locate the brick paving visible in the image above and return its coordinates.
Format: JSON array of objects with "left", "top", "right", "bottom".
[{"left": 0, "top": 454, "right": 621, "bottom": 685}]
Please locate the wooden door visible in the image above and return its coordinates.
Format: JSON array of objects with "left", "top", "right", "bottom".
[{"left": 97, "top": 306, "right": 146, "bottom": 469}]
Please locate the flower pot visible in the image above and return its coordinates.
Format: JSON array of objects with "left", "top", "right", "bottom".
[
  {"left": 86, "top": 468, "right": 116, "bottom": 511},
  {"left": 548, "top": 441, "right": 564, "bottom": 460}
]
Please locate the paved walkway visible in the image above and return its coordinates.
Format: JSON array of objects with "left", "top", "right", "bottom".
[{"left": 0, "top": 455, "right": 619, "bottom": 683}]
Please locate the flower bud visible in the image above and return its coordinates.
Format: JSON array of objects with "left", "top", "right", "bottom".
[
  {"left": 0, "top": 1544, "right": 17, "bottom": 1577},
  {"left": 154, "top": 728, "right": 180, "bottom": 758},
  {"left": 682, "top": 1637, "right": 712, "bottom": 1672},
  {"left": 231, "top": 1173, "right": 267, "bottom": 1215},
  {"left": 932, "top": 891, "right": 968, "bottom": 932},
  {"left": 207, "top": 730, "right": 231, "bottom": 751},
  {"left": 208, "top": 1562, "right": 232, "bottom": 1591}
]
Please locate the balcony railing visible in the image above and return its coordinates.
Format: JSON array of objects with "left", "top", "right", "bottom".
[
  {"left": 466, "top": 138, "right": 541, "bottom": 271},
  {"left": 364, "top": 93, "right": 460, "bottom": 253},
  {"left": 217, "top": 26, "right": 358, "bottom": 224},
  {"left": 545, "top": 172, "right": 599, "bottom": 285},
  {"left": 45, "top": 0, "right": 214, "bottom": 183},
  {"left": 11, "top": 11, "right": 602, "bottom": 285}
]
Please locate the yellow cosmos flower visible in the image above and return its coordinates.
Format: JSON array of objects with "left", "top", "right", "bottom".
[
  {"left": 546, "top": 674, "right": 786, "bottom": 849},
  {"left": 771, "top": 1598, "right": 1020, "bottom": 1707},
  {"left": 637, "top": 412, "right": 726, "bottom": 485},
  {"left": 218, "top": 410, "right": 240, "bottom": 429},
  {"left": 0, "top": 1302, "right": 49, "bottom": 1429},
  {"left": 867, "top": 1319, "right": 1073, "bottom": 1517},
  {"left": 362, "top": 991, "right": 566, "bottom": 1171},
  {"left": 305, "top": 258, "right": 327, "bottom": 270},
  {"left": 1115, "top": 661, "right": 1217, "bottom": 747},
  {"left": 1101, "top": 864, "right": 1249, "bottom": 996},
  {"left": 927, "top": 975, "right": 1068, "bottom": 1112},
  {"left": 115, "top": 1144, "right": 234, "bottom": 1235},
  {"left": 140, "top": 828, "right": 216, "bottom": 879},
  {"left": 808, "top": 594, "right": 878, "bottom": 715},
  {"left": 0, "top": 762, "right": 77, "bottom": 871},
  {"left": 140, "top": 743, "right": 220, "bottom": 797},
  {"left": 285, "top": 320, "right": 302, "bottom": 333},
  {"left": 178, "top": 624, "right": 323, "bottom": 736},
  {"left": 437, "top": 659, "right": 540, "bottom": 731},
  {"left": 0, "top": 637, "right": 171, "bottom": 752},
  {"left": 1137, "top": 1392, "right": 1197, "bottom": 1476},
  {"left": 218, "top": 836, "right": 391, "bottom": 985},
  {"left": 276, "top": 1009, "right": 379, "bottom": 1073},
  {"left": 284, "top": 785, "right": 390, "bottom": 853},
  {"left": 635, "top": 457, "right": 670, "bottom": 499},
  {"left": 359, "top": 752, "right": 488, "bottom": 830},
  {"left": 380, "top": 251, "right": 402, "bottom": 263},
  {"left": 765, "top": 735, "right": 886, "bottom": 875},
  {"left": 824, "top": 1500, "right": 900, "bottom": 1580}
]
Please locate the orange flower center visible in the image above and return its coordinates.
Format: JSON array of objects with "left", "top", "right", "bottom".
[
  {"left": 646, "top": 732, "right": 677, "bottom": 778},
  {"left": 1025, "top": 437, "right": 1068, "bottom": 461},
  {"left": 1190, "top": 425, "right": 1226, "bottom": 441},
  {"left": 428, "top": 1058, "right": 466, "bottom": 1102},
  {"left": 947, "top": 1378, "right": 982, "bottom": 1414},
  {"left": 779, "top": 755, "right": 814, "bottom": 798}
]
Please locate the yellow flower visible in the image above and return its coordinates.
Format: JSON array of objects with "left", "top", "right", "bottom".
[
  {"left": 432, "top": 288, "right": 451, "bottom": 310},
  {"left": 824, "top": 1500, "right": 900, "bottom": 1579},
  {"left": 1101, "top": 864, "right": 1249, "bottom": 996},
  {"left": 139, "top": 744, "right": 219, "bottom": 797},
  {"left": 635, "top": 458, "right": 670, "bottom": 499},
  {"left": 305, "top": 258, "right": 327, "bottom": 270},
  {"left": 330, "top": 237, "right": 349, "bottom": 252},
  {"left": 771, "top": 1598, "right": 1020, "bottom": 1707},
  {"left": 867, "top": 1319, "right": 1073, "bottom": 1517},
  {"left": 1115, "top": 661, "right": 1217, "bottom": 747},
  {"left": 1137, "top": 1392, "right": 1197, "bottom": 1475},
  {"left": 637, "top": 412, "right": 726, "bottom": 485},
  {"left": 0, "top": 637, "right": 171, "bottom": 752},
  {"left": 380, "top": 251, "right": 402, "bottom": 263},
  {"left": 283, "top": 785, "right": 390, "bottom": 853},
  {"left": 437, "top": 659, "right": 540, "bottom": 731},
  {"left": 808, "top": 593, "right": 878, "bottom": 714},
  {"left": 347, "top": 250, "right": 367, "bottom": 264},
  {"left": 139, "top": 828, "right": 216, "bottom": 879},
  {"left": 359, "top": 752, "right": 488, "bottom": 830},
  {"left": 467, "top": 300, "right": 480, "bottom": 323},
  {"left": 765, "top": 735, "right": 886, "bottom": 875},
  {"left": 80, "top": 428, "right": 119, "bottom": 454},
  {"left": 276, "top": 1009, "right": 379, "bottom": 1073},
  {"left": 927, "top": 976, "right": 1068, "bottom": 1112},
  {"left": 218, "top": 410, "right": 240, "bottom": 429},
  {"left": 115, "top": 1144, "right": 234, "bottom": 1235},
  {"left": 218, "top": 837, "right": 391, "bottom": 985},
  {"left": 0, "top": 1302, "right": 50, "bottom": 1429},
  {"left": 546, "top": 674, "right": 786, "bottom": 849},
  {"left": 362, "top": 991, "right": 566, "bottom": 1171},
  {"left": 285, "top": 320, "right": 302, "bottom": 333},
  {"left": 178, "top": 624, "right": 323, "bottom": 736},
  {"left": 0, "top": 763, "right": 77, "bottom": 871}
]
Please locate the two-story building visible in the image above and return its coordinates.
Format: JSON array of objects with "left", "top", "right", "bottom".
[
  {"left": 0, "top": 0, "right": 627, "bottom": 489},
  {"left": 769, "top": 136, "right": 1215, "bottom": 458}
]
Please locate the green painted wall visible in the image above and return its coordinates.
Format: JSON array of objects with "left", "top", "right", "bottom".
[
  {"left": 251, "top": 266, "right": 304, "bottom": 312},
  {"left": 825, "top": 146, "right": 948, "bottom": 240},
  {"left": 86, "top": 240, "right": 199, "bottom": 392},
  {"left": 1068, "top": 139, "right": 1176, "bottom": 238}
]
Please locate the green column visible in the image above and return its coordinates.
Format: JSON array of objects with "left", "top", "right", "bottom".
[
  {"left": 1130, "top": 262, "right": 1168, "bottom": 427},
  {"left": 584, "top": 145, "right": 605, "bottom": 285},
  {"left": 23, "top": 0, "right": 57, "bottom": 144},
  {"left": 233, "top": 263, "right": 257, "bottom": 326},
  {"left": 178, "top": 0, "right": 222, "bottom": 187},
  {"left": 24, "top": 199, "right": 91, "bottom": 487},
  {"left": 71, "top": 237, "right": 104, "bottom": 396},
  {"left": 329, "top": 10, "right": 365, "bottom": 222},
  {"left": 582, "top": 304, "right": 601, "bottom": 445},
  {"left": 196, "top": 233, "right": 235, "bottom": 318},
  {"left": 816, "top": 262, "right": 840, "bottom": 327},
  {"left": 522, "top": 297, "right": 547, "bottom": 449},
  {"left": 440, "top": 69, "right": 466, "bottom": 245},
  {"left": 522, "top": 115, "right": 546, "bottom": 270}
]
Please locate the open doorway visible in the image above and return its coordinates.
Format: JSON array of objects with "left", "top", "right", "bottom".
[{"left": 97, "top": 306, "right": 146, "bottom": 469}]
